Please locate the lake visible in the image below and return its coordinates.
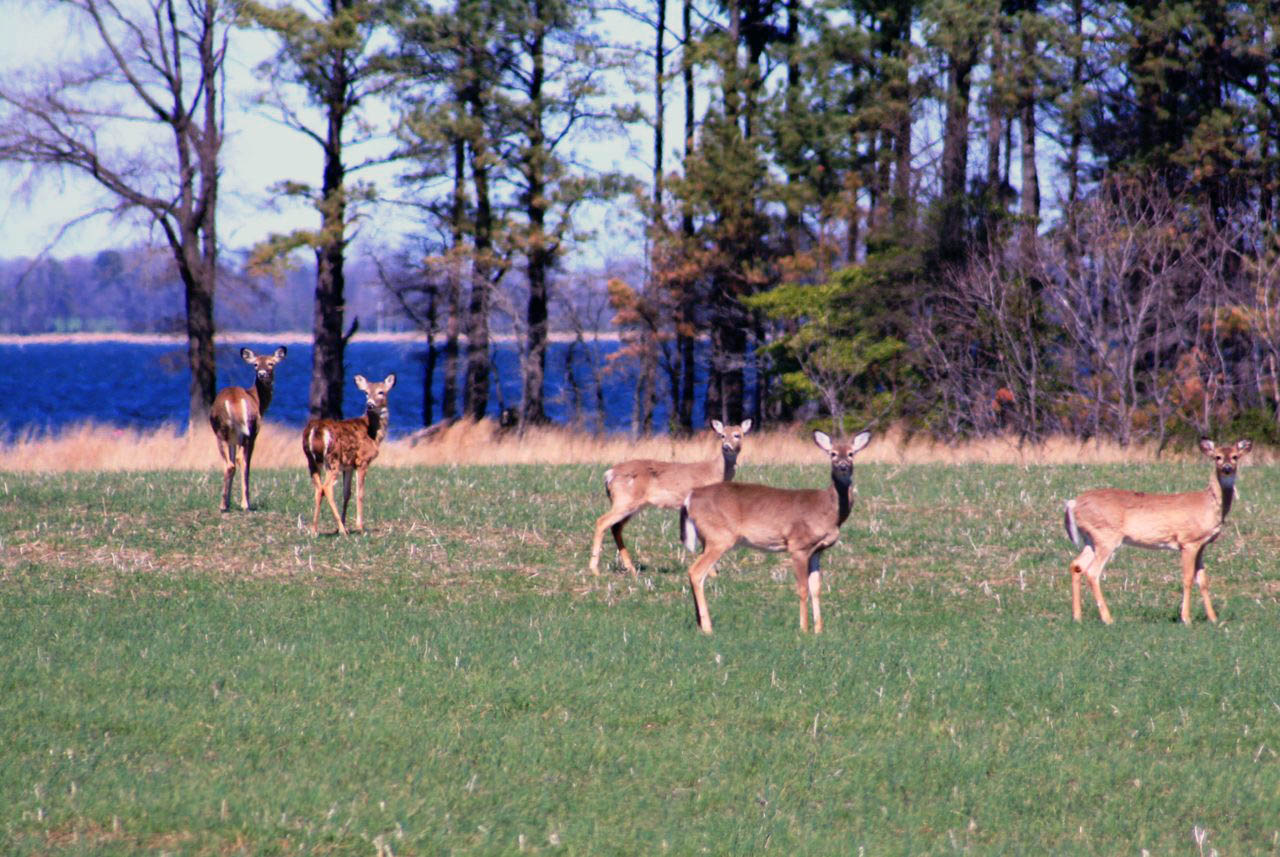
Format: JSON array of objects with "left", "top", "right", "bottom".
[{"left": 0, "top": 337, "right": 710, "bottom": 439}]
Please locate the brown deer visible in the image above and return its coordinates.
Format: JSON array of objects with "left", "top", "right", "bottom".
[
  {"left": 302, "top": 373, "right": 396, "bottom": 536},
  {"left": 209, "top": 346, "right": 287, "bottom": 512},
  {"left": 588, "top": 419, "right": 752, "bottom": 576},
  {"left": 680, "top": 429, "right": 872, "bottom": 634},
  {"left": 1064, "top": 438, "right": 1252, "bottom": 625}
]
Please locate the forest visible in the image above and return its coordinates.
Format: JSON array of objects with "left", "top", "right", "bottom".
[{"left": 3, "top": 0, "right": 1280, "bottom": 447}]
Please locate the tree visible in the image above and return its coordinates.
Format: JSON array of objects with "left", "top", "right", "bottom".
[
  {"left": 238, "top": 0, "right": 399, "bottom": 419},
  {"left": 499, "top": 0, "right": 633, "bottom": 429},
  {"left": 746, "top": 262, "right": 910, "bottom": 431},
  {"left": 394, "top": 0, "right": 525, "bottom": 423},
  {"left": 0, "top": 0, "right": 227, "bottom": 428}
]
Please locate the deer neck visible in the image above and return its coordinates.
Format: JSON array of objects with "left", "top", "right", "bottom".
[
  {"left": 252, "top": 376, "right": 273, "bottom": 414},
  {"left": 832, "top": 472, "right": 853, "bottom": 527},
  {"left": 364, "top": 402, "right": 389, "bottom": 444},
  {"left": 1211, "top": 471, "right": 1236, "bottom": 520},
  {"left": 719, "top": 445, "right": 739, "bottom": 481}
]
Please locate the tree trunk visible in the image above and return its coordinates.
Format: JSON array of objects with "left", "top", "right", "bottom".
[
  {"left": 1019, "top": 96, "right": 1040, "bottom": 244},
  {"left": 464, "top": 120, "right": 494, "bottom": 421},
  {"left": 1019, "top": 4, "right": 1040, "bottom": 248},
  {"left": 173, "top": 1, "right": 221, "bottom": 430},
  {"left": 520, "top": 0, "right": 550, "bottom": 428},
  {"left": 939, "top": 39, "right": 977, "bottom": 262},
  {"left": 522, "top": 246, "right": 550, "bottom": 425},
  {"left": 421, "top": 284, "right": 438, "bottom": 426},
  {"left": 442, "top": 138, "right": 466, "bottom": 423},
  {"left": 178, "top": 249, "right": 217, "bottom": 429},
  {"left": 676, "top": 0, "right": 697, "bottom": 433},
  {"left": 309, "top": 48, "right": 350, "bottom": 420},
  {"left": 987, "top": 21, "right": 1004, "bottom": 190}
]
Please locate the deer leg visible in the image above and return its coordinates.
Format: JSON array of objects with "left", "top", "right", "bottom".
[
  {"left": 589, "top": 506, "right": 636, "bottom": 576},
  {"left": 1068, "top": 545, "right": 1094, "bottom": 622},
  {"left": 1084, "top": 543, "right": 1116, "bottom": 625},
  {"left": 340, "top": 470, "right": 354, "bottom": 528},
  {"left": 688, "top": 542, "right": 729, "bottom": 634},
  {"left": 610, "top": 519, "right": 638, "bottom": 576},
  {"left": 1193, "top": 544, "right": 1217, "bottom": 624},
  {"left": 309, "top": 466, "right": 325, "bottom": 536},
  {"left": 215, "top": 436, "right": 235, "bottom": 513},
  {"left": 320, "top": 467, "right": 348, "bottom": 536},
  {"left": 678, "top": 507, "right": 714, "bottom": 577},
  {"left": 808, "top": 553, "right": 823, "bottom": 634},
  {"left": 790, "top": 551, "right": 819, "bottom": 633},
  {"left": 240, "top": 434, "right": 256, "bottom": 511},
  {"left": 1177, "top": 546, "right": 1197, "bottom": 624},
  {"left": 353, "top": 468, "right": 366, "bottom": 532}
]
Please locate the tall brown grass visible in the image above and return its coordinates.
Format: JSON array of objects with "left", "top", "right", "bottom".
[{"left": 1, "top": 419, "right": 1252, "bottom": 473}]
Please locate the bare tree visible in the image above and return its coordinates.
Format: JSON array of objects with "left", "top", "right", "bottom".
[
  {"left": 917, "top": 238, "right": 1058, "bottom": 441},
  {"left": 1037, "top": 180, "right": 1202, "bottom": 445},
  {"left": 0, "top": 0, "right": 227, "bottom": 427}
]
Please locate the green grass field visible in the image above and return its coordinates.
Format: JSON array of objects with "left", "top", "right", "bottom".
[{"left": 3, "top": 460, "right": 1280, "bottom": 855}]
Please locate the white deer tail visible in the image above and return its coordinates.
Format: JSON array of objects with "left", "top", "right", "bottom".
[
  {"left": 603, "top": 467, "right": 615, "bottom": 501},
  {"left": 681, "top": 494, "right": 699, "bottom": 553},
  {"left": 1064, "top": 499, "right": 1080, "bottom": 546}
]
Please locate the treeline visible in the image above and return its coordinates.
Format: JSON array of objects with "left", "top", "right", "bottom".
[
  {"left": 4, "top": 0, "right": 1280, "bottom": 444},
  {"left": 377, "top": 0, "right": 1280, "bottom": 445},
  {"left": 643, "top": 0, "right": 1280, "bottom": 447},
  {"left": 0, "top": 251, "right": 391, "bottom": 335}
]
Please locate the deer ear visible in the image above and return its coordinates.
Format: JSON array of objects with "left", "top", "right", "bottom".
[
  {"left": 850, "top": 430, "right": 872, "bottom": 455},
  {"left": 1199, "top": 438, "right": 1216, "bottom": 456},
  {"left": 240, "top": 347, "right": 256, "bottom": 363},
  {"left": 273, "top": 346, "right": 287, "bottom": 360},
  {"left": 710, "top": 419, "right": 725, "bottom": 434},
  {"left": 354, "top": 375, "right": 369, "bottom": 391},
  {"left": 813, "top": 430, "right": 833, "bottom": 453},
  {"left": 740, "top": 418, "right": 752, "bottom": 434},
  {"left": 1237, "top": 439, "right": 1253, "bottom": 454},
  {"left": 383, "top": 373, "right": 396, "bottom": 389}
]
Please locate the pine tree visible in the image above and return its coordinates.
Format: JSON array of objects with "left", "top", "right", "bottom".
[{"left": 238, "top": 0, "right": 400, "bottom": 419}]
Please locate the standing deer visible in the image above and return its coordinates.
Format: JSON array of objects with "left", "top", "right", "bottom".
[
  {"left": 302, "top": 373, "right": 396, "bottom": 536},
  {"left": 209, "top": 346, "right": 287, "bottom": 512},
  {"left": 681, "top": 429, "right": 872, "bottom": 634},
  {"left": 588, "top": 419, "right": 752, "bottom": 576},
  {"left": 1064, "top": 438, "right": 1252, "bottom": 625}
]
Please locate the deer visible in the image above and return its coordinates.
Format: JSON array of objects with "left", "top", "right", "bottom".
[
  {"left": 209, "top": 346, "right": 288, "bottom": 512},
  {"left": 302, "top": 373, "right": 396, "bottom": 536},
  {"left": 588, "top": 419, "right": 752, "bottom": 576},
  {"left": 680, "top": 429, "right": 872, "bottom": 634},
  {"left": 1064, "top": 438, "right": 1252, "bottom": 625}
]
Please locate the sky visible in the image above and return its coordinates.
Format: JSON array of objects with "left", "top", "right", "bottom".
[
  {"left": 0, "top": 4, "right": 325, "bottom": 259},
  {"left": 0, "top": 2, "right": 650, "bottom": 266}
]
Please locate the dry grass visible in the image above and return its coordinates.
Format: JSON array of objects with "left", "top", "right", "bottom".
[{"left": 2, "top": 419, "right": 1262, "bottom": 473}]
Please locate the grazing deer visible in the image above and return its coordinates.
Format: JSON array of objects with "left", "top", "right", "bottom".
[
  {"left": 1064, "top": 438, "right": 1252, "bottom": 625},
  {"left": 209, "top": 346, "right": 287, "bottom": 512},
  {"left": 588, "top": 419, "right": 752, "bottom": 576},
  {"left": 302, "top": 373, "right": 396, "bottom": 536},
  {"left": 681, "top": 429, "right": 872, "bottom": 634}
]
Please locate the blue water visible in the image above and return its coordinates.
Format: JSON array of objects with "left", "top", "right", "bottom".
[{"left": 0, "top": 340, "right": 710, "bottom": 438}]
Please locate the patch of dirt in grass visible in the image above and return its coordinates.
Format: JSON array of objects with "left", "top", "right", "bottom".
[{"left": 41, "top": 819, "right": 129, "bottom": 850}]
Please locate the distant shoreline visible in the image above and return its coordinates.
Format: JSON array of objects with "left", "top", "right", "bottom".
[{"left": 0, "top": 330, "right": 618, "bottom": 346}]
